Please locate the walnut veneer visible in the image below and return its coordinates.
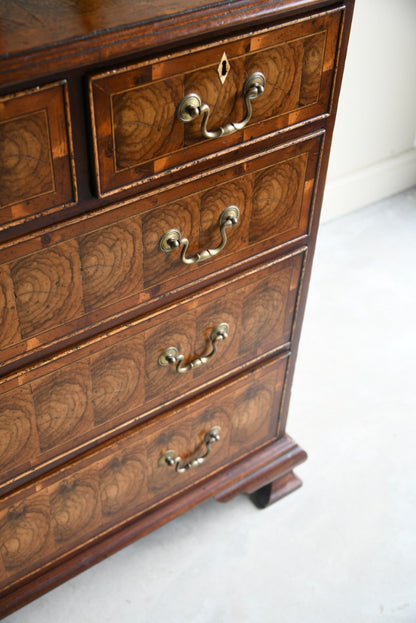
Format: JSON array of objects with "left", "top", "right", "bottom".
[{"left": 0, "top": 0, "right": 353, "bottom": 617}]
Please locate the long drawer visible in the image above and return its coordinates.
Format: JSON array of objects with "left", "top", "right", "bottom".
[
  {"left": 0, "top": 251, "right": 303, "bottom": 494},
  {"left": 89, "top": 9, "right": 341, "bottom": 196},
  {"left": 0, "top": 133, "right": 320, "bottom": 373},
  {"left": 0, "top": 354, "right": 288, "bottom": 593}
]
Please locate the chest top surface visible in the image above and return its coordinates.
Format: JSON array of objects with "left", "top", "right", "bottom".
[{"left": 0, "top": 0, "right": 342, "bottom": 86}]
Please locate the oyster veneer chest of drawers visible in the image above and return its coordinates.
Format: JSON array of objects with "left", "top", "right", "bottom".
[{"left": 0, "top": 0, "right": 353, "bottom": 616}]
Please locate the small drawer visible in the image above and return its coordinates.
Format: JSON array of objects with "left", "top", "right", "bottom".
[
  {"left": 0, "top": 82, "right": 77, "bottom": 231},
  {"left": 0, "top": 133, "right": 319, "bottom": 371},
  {"left": 0, "top": 252, "right": 303, "bottom": 493},
  {"left": 89, "top": 9, "right": 341, "bottom": 197},
  {"left": 0, "top": 354, "right": 288, "bottom": 593}
]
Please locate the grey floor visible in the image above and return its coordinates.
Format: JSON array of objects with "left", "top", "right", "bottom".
[{"left": 4, "top": 188, "right": 416, "bottom": 622}]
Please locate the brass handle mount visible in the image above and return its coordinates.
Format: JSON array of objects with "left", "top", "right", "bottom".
[
  {"left": 159, "top": 205, "right": 239, "bottom": 265},
  {"left": 176, "top": 71, "right": 266, "bottom": 139},
  {"left": 159, "top": 426, "right": 221, "bottom": 473},
  {"left": 158, "top": 322, "right": 229, "bottom": 374}
]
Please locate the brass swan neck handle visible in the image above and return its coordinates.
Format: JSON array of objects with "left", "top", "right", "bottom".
[
  {"left": 158, "top": 323, "right": 229, "bottom": 374},
  {"left": 176, "top": 72, "right": 266, "bottom": 139},
  {"left": 159, "top": 206, "right": 239, "bottom": 265},
  {"left": 159, "top": 427, "right": 221, "bottom": 473}
]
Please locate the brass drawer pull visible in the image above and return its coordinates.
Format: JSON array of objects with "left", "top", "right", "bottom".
[
  {"left": 159, "top": 206, "right": 239, "bottom": 265},
  {"left": 159, "top": 426, "right": 221, "bottom": 473},
  {"left": 158, "top": 322, "right": 229, "bottom": 374},
  {"left": 176, "top": 71, "right": 266, "bottom": 139}
]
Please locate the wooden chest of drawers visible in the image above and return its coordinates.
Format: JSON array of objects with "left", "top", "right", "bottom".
[{"left": 0, "top": 0, "right": 353, "bottom": 616}]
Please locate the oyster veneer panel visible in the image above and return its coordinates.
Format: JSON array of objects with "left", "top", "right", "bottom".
[{"left": 0, "top": 82, "right": 76, "bottom": 231}]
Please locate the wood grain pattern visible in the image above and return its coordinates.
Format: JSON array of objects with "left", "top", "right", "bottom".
[
  {"left": 0, "top": 82, "right": 76, "bottom": 230},
  {"left": 249, "top": 154, "right": 308, "bottom": 243},
  {"left": 0, "top": 110, "right": 53, "bottom": 206},
  {"left": 79, "top": 218, "right": 143, "bottom": 312},
  {"left": 90, "top": 337, "right": 144, "bottom": 425},
  {"left": 31, "top": 362, "right": 95, "bottom": 452},
  {"left": 50, "top": 476, "right": 100, "bottom": 544},
  {"left": 299, "top": 32, "right": 326, "bottom": 106},
  {"left": 0, "top": 354, "right": 288, "bottom": 591},
  {"left": 10, "top": 240, "right": 84, "bottom": 338},
  {"left": 0, "top": 265, "right": 21, "bottom": 348},
  {"left": 90, "top": 10, "right": 341, "bottom": 196},
  {"left": 113, "top": 77, "right": 184, "bottom": 170},
  {"left": 0, "top": 252, "right": 303, "bottom": 494},
  {"left": 0, "top": 387, "right": 38, "bottom": 472},
  {"left": 0, "top": 135, "right": 320, "bottom": 371},
  {"left": 0, "top": 496, "right": 53, "bottom": 575}
]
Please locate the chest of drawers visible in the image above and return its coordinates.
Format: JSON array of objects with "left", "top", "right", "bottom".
[{"left": 0, "top": 0, "right": 353, "bottom": 616}]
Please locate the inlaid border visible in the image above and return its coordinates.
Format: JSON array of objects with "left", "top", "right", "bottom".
[{"left": 0, "top": 81, "right": 77, "bottom": 232}]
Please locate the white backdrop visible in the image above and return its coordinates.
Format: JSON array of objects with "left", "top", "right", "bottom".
[{"left": 322, "top": 0, "right": 416, "bottom": 221}]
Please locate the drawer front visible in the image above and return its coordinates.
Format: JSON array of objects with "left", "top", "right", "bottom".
[
  {"left": 0, "top": 354, "right": 288, "bottom": 593},
  {"left": 0, "top": 253, "right": 303, "bottom": 493},
  {"left": 90, "top": 9, "right": 341, "bottom": 196},
  {"left": 0, "top": 82, "right": 76, "bottom": 231},
  {"left": 0, "top": 134, "right": 320, "bottom": 371}
]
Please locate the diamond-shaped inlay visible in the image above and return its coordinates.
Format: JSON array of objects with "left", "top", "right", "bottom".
[{"left": 217, "top": 52, "right": 230, "bottom": 84}]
